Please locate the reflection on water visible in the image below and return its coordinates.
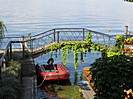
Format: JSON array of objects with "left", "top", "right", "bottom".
[
  {"left": 35, "top": 50, "right": 101, "bottom": 98},
  {"left": 73, "top": 72, "right": 78, "bottom": 85},
  {"left": 35, "top": 50, "right": 101, "bottom": 83},
  {"left": 37, "top": 79, "right": 72, "bottom": 98}
]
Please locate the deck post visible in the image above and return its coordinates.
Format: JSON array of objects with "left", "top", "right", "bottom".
[
  {"left": 22, "top": 36, "right": 25, "bottom": 58},
  {"left": 31, "top": 39, "right": 34, "bottom": 55},
  {"left": 5, "top": 49, "right": 9, "bottom": 67},
  {"left": 54, "top": 29, "right": 56, "bottom": 42},
  {"left": 108, "top": 36, "right": 111, "bottom": 46},
  {"left": 30, "top": 37, "right": 33, "bottom": 54},
  {"left": 83, "top": 29, "right": 85, "bottom": 41},
  {"left": 125, "top": 26, "right": 128, "bottom": 38},
  {"left": 7, "top": 48, "right": 9, "bottom": 61},
  {"left": 0, "top": 66, "right": 1, "bottom": 79},
  {"left": 10, "top": 42, "right": 12, "bottom": 60},
  {"left": 57, "top": 32, "right": 59, "bottom": 43}
]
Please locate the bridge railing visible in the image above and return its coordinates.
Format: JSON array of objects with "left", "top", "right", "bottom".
[
  {"left": 0, "top": 36, "right": 26, "bottom": 68},
  {"left": 0, "top": 28, "right": 116, "bottom": 67},
  {"left": 0, "top": 28, "right": 116, "bottom": 78},
  {"left": 25, "top": 28, "right": 115, "bottom": 55}
]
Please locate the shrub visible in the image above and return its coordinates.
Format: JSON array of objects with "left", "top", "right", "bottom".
[
  {"left": 91, "top": 55, "right": 133, "bottom": 99},
  {"left": 0, "top": 60, "right": 21, "bottom": 99},
  {"left": 0, "top": 86, "right": 16, "bottom": 99}
]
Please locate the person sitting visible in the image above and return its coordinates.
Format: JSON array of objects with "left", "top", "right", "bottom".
[
  {"left": 47, "top": 58, "right": 54, "bottom": 70},
  {"left": 47, "top": 58, "right": 54, "bottom": 65},
  {"left": 44, "top": 58, "right": 57, "bottom": 71}
]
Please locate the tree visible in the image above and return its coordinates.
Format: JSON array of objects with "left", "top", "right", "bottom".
[
  {"left": 0, "top": 21, "right": 7, "bottom": 46},
  {"left": 91, "top": 55, "right": 133, "bottom": 99},
  {"left": 126, "top": 0, "right": 133, "bottom": 2}
]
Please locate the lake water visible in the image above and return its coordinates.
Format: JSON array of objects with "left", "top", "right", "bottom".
[
  {"left": 34, "top": 50, "right": 101, "bottom": 83},
  {"left": 34, "top": 50, "right": 101, "bottom": 98},
  {"left": 0, "top": 0, "right": 133, "bottom": 37},
  {"left": 0, "top": 0, "right": 132, "bottom": 98}
]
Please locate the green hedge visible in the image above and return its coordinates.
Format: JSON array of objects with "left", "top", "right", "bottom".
[{"left": 0, "top": 60, "right": 21, "bottom": 99}]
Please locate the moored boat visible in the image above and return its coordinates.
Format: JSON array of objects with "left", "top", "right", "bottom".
[
  {"left": 83, "top": 66, "right": 94, "bottom": 87},
  {"left": 36, "top": 62, "right": 70, "bottom": 81},
  {"left": 83, "top": 66, "right": 91, "bottom": 81}
]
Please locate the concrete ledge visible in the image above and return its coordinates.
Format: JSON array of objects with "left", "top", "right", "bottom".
[
  {"left": 20, "top": 60, "right": 36, "bottom": 77},
  {"left": 20, "top": 59, "right": 37, "bottom": 99},
  {"left": 21, "top": 77, "right": 36, "bottom": 99}
]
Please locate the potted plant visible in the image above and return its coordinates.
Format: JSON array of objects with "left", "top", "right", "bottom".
[
  {"left": 125, "top": 37, "right": 133, "bottom": 45},
  {"left": 123, "top": 47, "right": 130, "bottom": 55}
]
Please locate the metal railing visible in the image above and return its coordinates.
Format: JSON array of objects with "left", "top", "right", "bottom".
[
  {"left": 26, "top": 28, "right": 115, "bottom": 55},
  {"left": 0, "top": 28, "right": 116, "bottom": 68}
]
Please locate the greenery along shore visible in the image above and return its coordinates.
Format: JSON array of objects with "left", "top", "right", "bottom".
[
  {"left": 0, "top": 21, "right": 7, "bottom": 46},
  {"left": 0, "top": 60, "right": 21, "bottom": 99},
  {"left": 125, "top": 0, "right": 133, "bottom": 2},
  {"left": 91, "top": 55, "right": 133, "bottom": 99}
]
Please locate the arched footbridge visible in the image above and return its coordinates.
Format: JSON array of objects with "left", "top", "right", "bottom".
[{"left": 0, "top": 28, "right": 116, "bottom": 67}]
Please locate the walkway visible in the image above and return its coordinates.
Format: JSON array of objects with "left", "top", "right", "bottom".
[
  {"left": 32, "top": 40, "right": 86, "bottom": 58},
  {"left": 78, "top": 81, "right": 95, "bottom": 99}
]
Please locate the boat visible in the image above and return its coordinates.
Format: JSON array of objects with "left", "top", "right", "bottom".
[
  {"left": 83, "top": 67, "right": 92, "bottom": 81},
  {"left": 83, "top": 66, "right": 94, "bottom": 87},
  {"left": 36, "top": 62, "right": 70, "bottom": 81}
]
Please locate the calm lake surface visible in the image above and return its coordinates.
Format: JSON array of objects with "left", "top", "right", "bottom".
[
  {"left": 0, "top": 0, "right": 133, "bottom": 36},
  {"left": 0, "top": 0, "right": 132, "bottom": 98},
  {"left": 34, "top": 50, "right": 101, "bottom": 83},
  {"left": 34, "top": 50, "right": 101, "bottom": 98}
]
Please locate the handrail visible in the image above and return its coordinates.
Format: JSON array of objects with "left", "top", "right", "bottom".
[
  {"left": 4, "top": 36, "right": 23, "bottom": 38},
  {"left": 0, "top": 28, "right": 117, "bottom": 67},
  {"left": 3, "top": 28, "right": 113, "bottom": 39},
  {"left": 31, "top": 28, "right": 113, "bottom": 38},
  {"left": 0, "top": 41, "right": 11, "bottom": 67},
  {"left": 31, "top": 29, "right": 54, "bottom": 37}
]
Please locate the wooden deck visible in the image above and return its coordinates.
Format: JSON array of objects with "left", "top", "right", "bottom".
[
  {"left": 78, "top": 81, "right": 95, "bottom": 99},
  {"left": 31, "top": 40, "right": 86, "bottom": 58}
]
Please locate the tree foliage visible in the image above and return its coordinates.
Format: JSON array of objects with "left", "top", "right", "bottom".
[
  {"left": 125, "top": 0, "right": 133, "bottom": 2},
  {"left": 0, "top": 21, "right": 7, "bottom": 42},
  {"left": 47, "top": 32, "right": 107, "bottom": 68},
  {"left": 0, "top": 60, "right": 21, "bottom": 99},
  {"left": 0, "top": 21, "right": 7, "bottom": 48},
  {"left": 91, "top": 55, "right": 133, "bottom": 99},
  {"left": 115, "top": 34, "right": 125, "bottom": 52}
]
